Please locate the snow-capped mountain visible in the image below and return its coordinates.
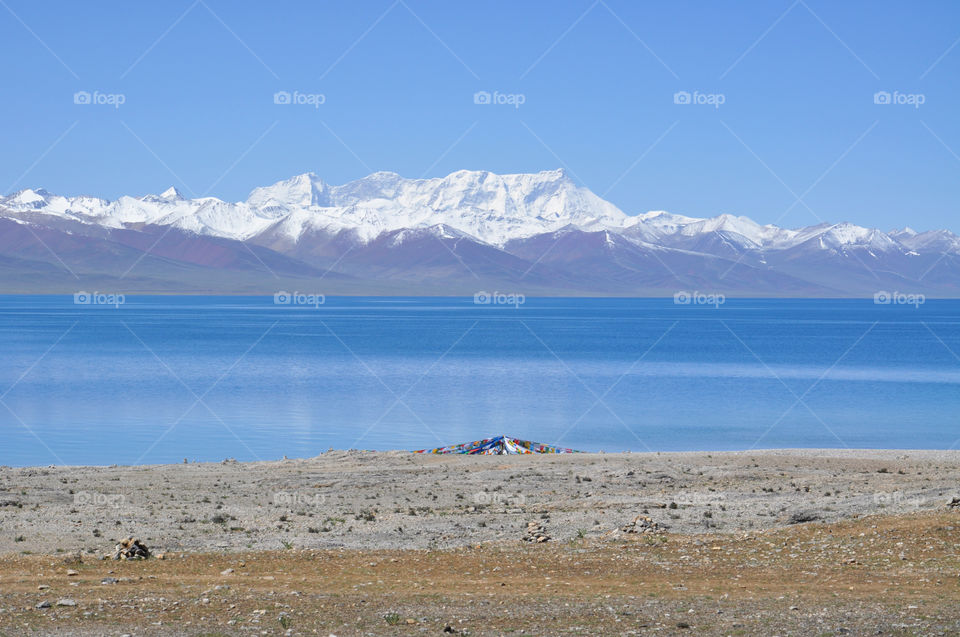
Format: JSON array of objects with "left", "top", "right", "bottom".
[
  {"left": 0, "top": 169, "right": 631, "bottom": 245},
  {"left": 0, "top": 169, "right": 958, "bottom": 296}
]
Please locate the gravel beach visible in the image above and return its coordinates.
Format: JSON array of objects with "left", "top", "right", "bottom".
[
  {"left": 2, "top": 449, "right": 960, "bottom": 636},
  {"left": 2, "top": 449, "right": 959, "bottom": 555}
]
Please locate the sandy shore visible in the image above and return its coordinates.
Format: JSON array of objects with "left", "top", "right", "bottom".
[{"left": 2, "top": 449, "right": 959, "bottom": 555}]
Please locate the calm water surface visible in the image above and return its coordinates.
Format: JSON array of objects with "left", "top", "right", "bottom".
[{"left": 1, "top": 296, "right": 958, "bottom": 466}]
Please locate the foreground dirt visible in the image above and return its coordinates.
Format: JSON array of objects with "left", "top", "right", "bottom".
[{"left": 1, "top": 512, "right": 959, "bottom": 636}]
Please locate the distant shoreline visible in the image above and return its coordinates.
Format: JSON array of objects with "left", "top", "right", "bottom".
[{"left": 6, "top": 446, "right": 960, "bottom": 469}]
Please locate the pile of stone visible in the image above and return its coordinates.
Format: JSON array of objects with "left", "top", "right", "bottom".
[
  {"left": 948, "top": 497, "right": 960, "bottom": 509},
  {"left": 620, "top": 515, "right": 665, "bottom": 534},
  {"left": 522, "top": 520, "right": 550, "bottom": 543},
  {"left": 112, "top": 537, "right": 150, "bottom": 560}
]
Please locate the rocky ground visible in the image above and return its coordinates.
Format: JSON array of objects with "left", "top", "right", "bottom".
[
  {"left": 2, "top": 449, "right": 959, "bottom": 555},
  {"left": 0, "top": 450, "right": 959, "bottom": 635},
  {"left": 1, "top": 512, "right": 959, "bottom": 636}
]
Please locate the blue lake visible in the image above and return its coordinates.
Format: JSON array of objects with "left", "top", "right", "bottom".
[{"left": 1, "top": 296, "right": 958, "bottom": 466}]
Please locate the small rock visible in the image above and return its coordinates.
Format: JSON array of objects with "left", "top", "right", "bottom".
[
  {"left": 621, "top": 515, "right": 665, "bottom": 535},
  {"left": 220, "top": 568, "right": 234, "bottom": 576},
  {"left": 112, "top": 537, "right": 150, "bottom": 561},
  {"left": 522, "top": 520, "right": 551, "bottom": 543},
  {"left": 65, "top": 569, "right": 78, "bottom": 576},
  {"left": 37, "top": 584, "right": 49, "bottom": 590},
  {"left": 35, "top": 601, "right": 51, "bottom": 609},
  {"left": 101, "top": 577, "right": 119, "bottom": 585},
  {"left": 787, "top": 510, "right": 820, "bottom": 524},
  {"left": 56, "top": 598, "right": 76, "bottom": 607}
]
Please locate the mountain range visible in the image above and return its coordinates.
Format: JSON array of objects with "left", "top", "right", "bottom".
[{"left": 1, "top": 168, "right": 958, "bottom": 296}]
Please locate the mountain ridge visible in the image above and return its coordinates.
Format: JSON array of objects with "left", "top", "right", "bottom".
[{"left": 1, "top": 169, "right": 958, "bottom": 296}]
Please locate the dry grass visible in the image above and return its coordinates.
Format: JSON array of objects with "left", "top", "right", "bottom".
[{"left": 2, "top": 512, "right": 959, "bottom": 636}]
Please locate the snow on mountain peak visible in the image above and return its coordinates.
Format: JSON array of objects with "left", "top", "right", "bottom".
[
  {"left": 246, "top": 172, "right": 329, "bottom": 211},
  {"left": 160, "top": 186, "right": 184, "bottom": 200},
  {"left": 259, "top": 167, "right": 630, "bottom": 245},
  {"left": 9, "top": 189, "right": 49, "bottom": 207},
  {"left": 0, "top": 170, "right": 944, "bottom": 256},
  {"left": 820, "top": 223, "right": 893, "bottom": 248},
  {"left": 890, "top": 227, "right": 917, "bottom": 237}
]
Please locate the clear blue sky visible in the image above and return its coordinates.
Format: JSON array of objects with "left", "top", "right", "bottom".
[{"left": 1, "top": 0, "right": 958, "bottom": 231}]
